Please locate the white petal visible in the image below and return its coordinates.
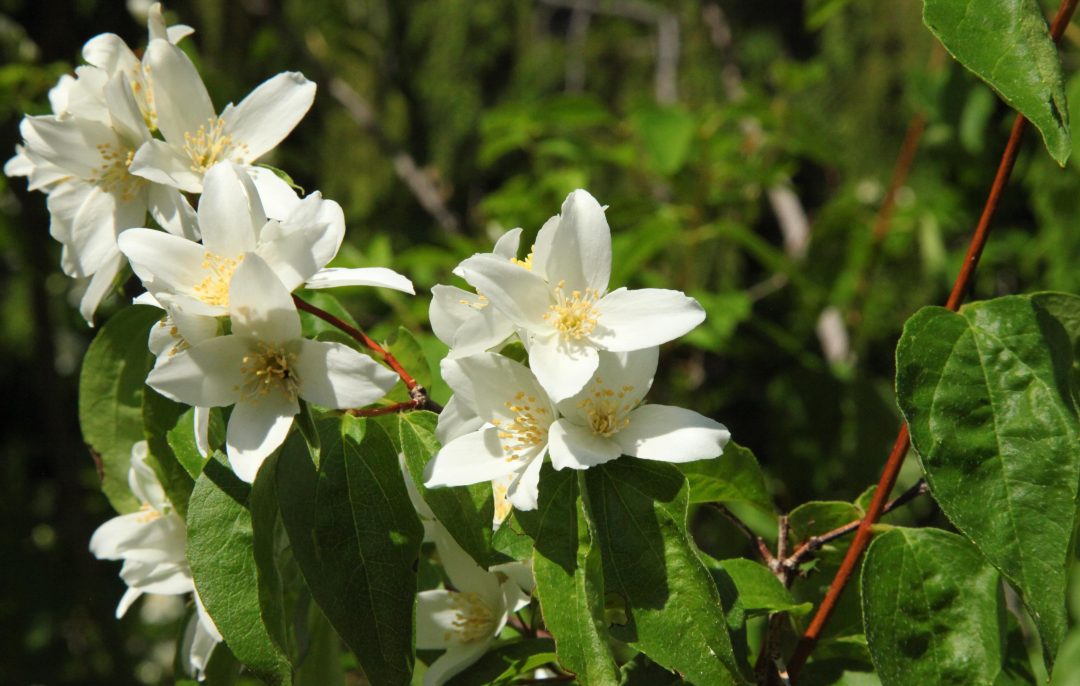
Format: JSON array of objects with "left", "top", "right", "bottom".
[
  {"left": 4, "top": 146, "right": 34, "bottom": 178},
  {"left": 429, "top": 285, "right": 483, "bottom": 347},
  {"left": 82, "top": 33, "right": 139, "bottom": 74},
  {"left": 118, "top": 229, "right": 208, "bottom": 295},
  {"left": 615, "top": 405, "right": 731, "bottom": 463},
  {"left": 492, "top": 227, "right": 523, "bottom": 259},
  {"left": 529, "top": 214, "right": 560, "bottom": 280},
  {"left": 128, "top": 441, "right": 168, "bottom": 511},
  {"left": 121, "top": 559, "right": 194, "bottom": 595},
  {"left": 526, "top": 333, "right": 598, "bottom": 402},
  {"left": 425, "top": 427, "right": 521, "bottom": 488},
  {"left": 544, "top": 190, "right": 611, "bottom": 294},
  {"left": 256, "top": 224, "right": 331, "bottom": 292},
  {"left": 555, "top": 348, "right": 657, "bottom": 424},
  {"left": 146, "top": 336, "right": 246, "bottom": 407},
  {"left": 194, "top": 406, "right": 211, "bottom": 458},
  {"left": 455, "top": 353, "right": 555, "bottom": 427},
  {"left": 592, "top": 288, "right": 705, "bottom": 351},
  {"left": 103, "top": 72, "right": 150, "bottom": 144},
  {"left": 227, "top": 254, "right": 301, "bottom": 345},
  {"left": 548, "top": 419, "right": 621, "bottom": 470},
  {"left": 505, "top": 453, "right": 544, "bottom": 512},
  {"left": 220, "top": 72, "right": 316, "bottom": 162},
  {"left": 294, "top": 339, "right": 398, "bottom": 408},
  {"left": 431, "top": 527, "right": 500, "bottom": 599},
  {"left": 21, "top": 115, "right": 111, "bottom": 177},
  {"left": 434, "top": 394, "right": 482, "bottom": 446},
  {"left": 423, "top": 643, "right": 492, "bottom": 686},
  {"left": 448, "top": 308, "right": 515, "bottom": 358},
  {"left": 246, "top": 165, "right": 301, "bottom": 219},
  {"left": 166, "top": 25, "right": 196, "bottom": 44},
  {"left": 79, "top": 252, "right": 124, "bottom": 324},
  {"left": 305, "top": 267, "right": 415, "bottom": 294},
  {"left": 129, "top": 138, "right": 204, "bottom": 192},
  {"left": 265, "top": 191, "right": 344, "bottom": 268},
  {"left": 198, "top": 162, "right": 264, "bottom": 257},
  {"left": 145, "top": 39, "right": 215, "bottom": 146},
  {"left": 67, "top": 185, "right": 125, "bottom": 273},
  {"left": 456, "top": 254, "right": 551, "bottom": 331},
  {"left": 116, "top": 586, "right": 143, "bottom": 619},
  {"left": 226, "top": 394, "right": 298, "bottom": 483},
  {"left": 148, "top": 183, "right": 198, "bottom": 239},
  {"left": 416, "top": 590, "right": 461, "bottom": 649}
]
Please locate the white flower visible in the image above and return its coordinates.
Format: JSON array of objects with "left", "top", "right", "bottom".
[
  {"left": 144, "top": 253, "right": 399, "bottom": 482},
  {"left": 127, "top": 36, "right": 315, "bottom": 213},
  {"left": 89, "top": 440, "right": 223, "bottom": 680},
  {"left": 457, "top": 189, "right": 705, "bottom": 400},
  {"left": 548, "top": 348, "right": 730, "bottom": 470},
  {"left": 417, "top": 522, "right": 531, "bottom": 686},
  {"left": 90, "top": 441, "right": 192, "bottom": 617},
  {"left": 426, "top": 353, "right": 556, "bottom": 512},
  {"left": 119, "top": 161, "right": 413, "bottom": 318}
]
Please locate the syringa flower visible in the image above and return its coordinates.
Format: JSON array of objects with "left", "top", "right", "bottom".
[
  {"left": 457, "top": 189, "right": 705, "bottom": 400},
  {"left": 119, "top": 161, "right": 414, "bottom": 318},
  {"left": 426, "top": 353, "right": 557, "bottom": 511},
  {"left": 145, "top": 253, "right": 398, "bottom": 482},
  {"left": 548, "top": 348, "right": 730, "bottom": 470}
]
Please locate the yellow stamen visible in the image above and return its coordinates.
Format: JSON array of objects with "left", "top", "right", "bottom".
[
  {"left": 578, "top": 377, "right": 635, "bottom": 438},
  {"left": 497, "top": 392, "right": 549, "bottom": 462},
  {"left": 444, "top": 592, "right": 496, "bottom": 644},
  {"left": 543, "top": 279, "right": 600, "bottom": 341},
  {"left": 239, "top": 341, "right": 300, "bottom": 402},
  {"left": 89, "top": 143, "right": 146, "bottom": 202},
  {"left": 183, "top": 117, "right": 248, "bottom": 174},
  {"left": 192, "top": 252, "right": 244, "bottom": 307}
]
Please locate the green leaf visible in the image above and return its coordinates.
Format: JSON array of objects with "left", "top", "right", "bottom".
[
  {"left": 861, "top": 528, "right": 1005, "bottom": 686},
  {"left": 142, "top": 386, "right": 193, "bottom": 518},
  {"left": 295, "top": 290, "right": 360, "bottom": 339},
  {"left": 896, "top": 297, "right": 1080, "bottom": 662},
  {"left": 631, "top": 105, "right": 697, "bottom": 175},
  {"left": 444, "top": 639, "right": 557, "bottom": 686},
  {"left": 398, "top": 411, "right": 500, "bottom": 566},
  {"left": 585, "top": 459, "right": 750, "bottom": 685},
  {"left": 713, "top": 558, "right": 812, "bottom": 617},
  {"left": 295, "top": 605, "right": 345, "bottom": 686},
  {"left": 522, "top": 467, "right": 619, "bottom": 685},
  {"left": 788, "top": 501, "right": 862, "bottom": 554},
  {"left": 922, "top": 0, "right": 1071, "bottom": 165},
  {"left": 187, "top": 455, "right": 292, "bottom": 685},
  {"left": 79, "top": 304, "right": 162, "bottom": 513},
  {"left": 677, "top": 441, "right": 774, "bottom": 513},
  {"left": 250, "top": 451, "right": 299, "bottom": 662},
  {"left": 1051, "top": 628, "right": 1080, "bottom": 686},
  {"left": 276, "top": 415, "right": 423, "bottom": 686}
]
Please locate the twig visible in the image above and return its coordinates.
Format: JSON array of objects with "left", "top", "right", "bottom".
[
  {"left": 347, "top": 400, "right": 425, "bottom": 417},
  {"left": 292, "top": 294, "right": 443, "bottom": 412},
  {"left": 788, "top": 2, "right": 1079, "bottom": 676},
  {"left": 708, "top": 503, "right": 775, "bottom": 565}
]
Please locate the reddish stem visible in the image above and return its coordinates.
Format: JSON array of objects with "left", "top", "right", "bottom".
[
  {"left": 347, "top": 400, "right": 424, "bottom": 417},
  {"left": 788, "top": 1, "right": 1079, "bottom": 678}
]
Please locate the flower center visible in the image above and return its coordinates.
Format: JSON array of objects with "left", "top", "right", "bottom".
[
  {"left": 183, "top": 117, "right": 247, "bottom": 174},
  {"left": 578, "top": 376, "right": 635, "bottom": 438},
  {"left": 135, "top": 502, "right": 163, "bottom": 523},
  {"left": 90, "top": 143, "right": 146, "bottom": 202},
  {"left": 131, "top": 66, "right": 157, "bottom": 131},
  {"left": 193, "top": 252, "right": 244, "bottom": 307},
  {"left": 491, "top": 391, "right": 549, "bottom": 463},
  {"left": 544, "top": 280, "right": 600, "bottom": 341},
  {"left": 492, "top": 481, "right": 512, "bottom": 525},
  {"left": 510, "top": 247, "right": 534, "bottom": 270},
  {"left": 458, "top": 293, "right": 489, "bottom": 310},
  {"left": 240, "top": 341, "right": 301, "bottom": 402},
  {"left": 446, "top": 591, "right": 496, "bottom": 644}
]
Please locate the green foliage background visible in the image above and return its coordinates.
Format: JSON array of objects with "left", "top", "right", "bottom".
[{"left": 2, "top": 0, "right": 1080, "bottom": 682}]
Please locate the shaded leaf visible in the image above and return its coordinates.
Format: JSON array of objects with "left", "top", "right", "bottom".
[
  {"left": 713, "top": 558, "right": 812, "bottom": 617},
  {"left": 678, "top": 441, "right": 773, "bottom": 513},
  {"left": 444, "top": 639, "right": 557, "bottom": 686}
]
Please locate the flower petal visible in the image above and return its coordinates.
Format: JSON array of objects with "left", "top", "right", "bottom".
[
  {"left": 147, "top": 183, "right": 198, "bottom": 239},
  {"left": 423, "top": 643, "right": 492, "bottom": 686},
  {"left": 492, "top": 227, "right": 523, "bottom": 259},
  {"left": 194, "top": 405, "right": 211, "bottom": 458},
  {"left": 226, "top": 393, "right": 297, "bottom": 483},
  {"left": 305, "top": 267, "right": 415, "bottom": 294},
  {"left": 227, "top": 254, "right": 301, "bottom": 345},
  {"left": 294, "top": 339, "right": 398, "bottom": 408},
  {"left": 548, "top": 419, "right": 622, "bottom": 470},
  {"left": 118, "top": 228, "right": 209, "bottom": 295},
  {"left": 146, "top": 335, "right": 246, "bottom": 407},
  {"left": 220, "top": 72, "right": 316, "bottom": 162},
  {"left": 129, "top": 138, "right": 203, "bottom": 193},
  {"left": 454, "top": 353, "right": 555, "bottom": 427},
  {"left": 246, "top": 165, "right": 301, "bottom": 219},
  {"left": 448, "top": 308, "right": 515, "bottom": 358},
  {"left": 429, "top": 285, "right": 482, "bottom": 347},
  {"left": 505, "top": 452, "right": 544, "bottom": 511},
  {"left": 529, "top": 214, "right": 560, "bottom": 280},
  {"left": 425, "top": 427, "right": 521, "bottom": 488},
  {"left": 526, "top": 332, "right": 598, "bottom": 402},
  {"left": 615, "top": 405, "right": 730, "bottom": 463},
  {"left": 456, "top": 254, "right": 551, "bottom": 331},
  {"left": 591, "top": 287, "right": 705, "bottom": 351},
  {"left": 555, "top": 348, "right": 657, "bottom": 423},
  {"left": 144, "top": 39, "right": 215, "bottom": 146},
  {"left": 82, "top": 33, "right": 139, "bottom": 75},
  {"left": 415, "top": 589, "right": 460, "bottom": 650},
  {"left": 543, "top": 189, "right": 611, "bottom": 294},
  {"left": 79, "top": 251, "right": 125, "bottom": 324},
  {"left": 198, "top": 161, "right": 264, "bottom": 257}
]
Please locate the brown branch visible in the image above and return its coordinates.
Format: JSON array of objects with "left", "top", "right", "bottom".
[
  {"left": 292, "top": 294, "right": 443, "bottom": 412},
  {"left": 708, "top": 503, "right": 776, "bottom": 566},
  {"left": 788, "top": 1, "right": 1079, "bottom": 677},
  {"left": 347, "top": 400, "right": 425, "bottom": 417}
]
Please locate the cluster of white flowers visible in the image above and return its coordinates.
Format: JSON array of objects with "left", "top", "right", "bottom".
[{"left": 425, "top": 189, "right": 731, "bottom": 516}]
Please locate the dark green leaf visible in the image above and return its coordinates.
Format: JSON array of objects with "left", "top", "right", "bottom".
[
  {"left": 1051, "top": 629, "right": 1080, "bottom": 686},
  {"left": 522, "top": 467, "right": 618, "bottom": 685},
  {"left": 277, "top": 415, "right": 423, "bottom": 686},
  {"left": 250, "top": 451, "right": 298, "bottom": 662},
  {"left": 166, "top": 407, "right": 224, "bottom": 479},
  {"left": 586, "top": 459, "right": 750, "bottom": 685},
  {"left": 861, "top": 527, "right": 1005, "bottom": 686},
  {"left": 896, "top": 297, "right": 1080, "bottom": 661},
  {"left": 142, "top": 386, "right": 193, "bottom": 518},
  {"left": 444, "top": 639, "right": 557, "bottom": 686},
  {"left": 678, "top": 441, "right": 773, "bottom": 513},
  {"left": 713, "top": 558, "right": 812, "bottom": 617},
  {"left": 187, "top": 455, "right": 292, "bottom": 685},
  {"left": 79, "top": 304, "right": 162, "bottom": 513},
  {"left": 922, "top": 0, "right": 1071, "bottom": 164}
]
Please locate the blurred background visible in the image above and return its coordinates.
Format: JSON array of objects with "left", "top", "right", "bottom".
[{"left": 2, "top": 0, "right": 1079, "bottom": 683}]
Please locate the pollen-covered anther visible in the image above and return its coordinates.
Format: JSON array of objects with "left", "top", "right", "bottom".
[
  {"left": 445, "top": 592, "right": 496, "bottom": 644},
  {"left": 239, "top": 341, "right": 300, "bottom": 401},
  {"left": 183, "top": 117, "right": 248, "bottom": 173},
  {"left": 90, "top": 143, "right": 146, "bottom": 201},
  {"left": 543, "top": 279, "right": 601, "bottom": 341},
  {"left": 510, "top": 246, "right": 535, "bottom": 270},
  {"left": 496, "top": 393, "right": 548, "bottom": 461},
  {"left": 135, "top": 502, "right": 163, "bottom": 523},
  {"left": 193, "top": 252, "right": 244, "bottom": 307},
  {"left": 579, "top": 380, "right": 635, "bottom": 438}
]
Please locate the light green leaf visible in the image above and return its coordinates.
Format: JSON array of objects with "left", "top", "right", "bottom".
[
  {"left": 250, "top": 451, "right": 299, "bottom": 662},
  {"left": 861, "top": 528, "right": 1005, "bottom": 686},
  {"left": 79, "top": 304, "right": 162, "bottom": 513},
  {"left": 631, "top": 105, "right": 696, "bottom": 176},
  {"left": 276, "top": 415, "right": 423, "bottom": 686},
  {"left": 586, "top": 459, "right": 750, "bottom": 685},
  {"left": 714, "top": 558, "right": 812, "bottom": 617},
  {"left": 166, "top": 407, "right": 223, "bottom": 479},
  {"left": 520, "top": 467, "right": 619, "bottom": 686},
  {"left": 142, "top": 386, "right": 193, "bottom": 518},
  {"left": 187, "top": 455, "right": 292, "bottom": 685},
  {"left": 922, "top": 0, "right": 1071, "bottom": 165},
  {"left": 444, "top": 639, "right": 557, "bottom": 686},
  {"left": 678, "top": 441, "right": 773, "bottom": 513},
  {"left": 398, "top": 411, "right": 500, "bottom": 567},
  {"left": 1051, "top": 629, "right": 1080, "bottom": 686},
  {"left": 896, "top": 296, "right": 1080, "bottom": 663}
]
